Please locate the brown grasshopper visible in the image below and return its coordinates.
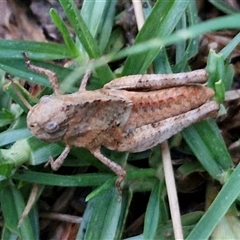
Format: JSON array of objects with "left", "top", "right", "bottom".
[{"left": 24, "top": 54, "right": 219, "bottom": 192}]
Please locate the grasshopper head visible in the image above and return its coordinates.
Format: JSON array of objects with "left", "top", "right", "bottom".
[{"left": 27, "top": 95, "right": 69, "bottom": 142}]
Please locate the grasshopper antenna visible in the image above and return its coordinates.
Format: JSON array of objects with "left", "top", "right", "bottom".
[
  {"left": 23, "top": 52, "right": 61, "bottom": 96},
  {"left": 10, "top": 81, "right": 32, "bottom": 110},
  {"left": 78, "top": 59, "right": 94, "bottom": 91},
  {"left": 78, "top": 70, "right": 91, "bottom": 91}
]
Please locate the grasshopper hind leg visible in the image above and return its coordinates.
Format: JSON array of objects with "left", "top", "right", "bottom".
[{"left": 115, "top": 101, "right": 219, "bottom": 153}]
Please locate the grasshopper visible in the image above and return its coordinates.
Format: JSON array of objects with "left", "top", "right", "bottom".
[{"left": 24, "top": 54, "right": 219, "bottom": 192}]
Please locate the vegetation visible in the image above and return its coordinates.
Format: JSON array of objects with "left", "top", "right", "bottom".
[{"left": 0, "top": 0, "right": 240, "bottom": 239}]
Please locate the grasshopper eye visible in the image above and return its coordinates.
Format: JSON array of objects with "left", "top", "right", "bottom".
[
  {"left": 44, "top": 121, "right": 59, "bottom": 133},
  {"left": 40, "top": 96, "right": 51, "bottom": 103}
]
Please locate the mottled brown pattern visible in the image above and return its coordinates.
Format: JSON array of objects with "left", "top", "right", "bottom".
[{"left": 25, "top": 58, "right": 219, "bottom": 192}]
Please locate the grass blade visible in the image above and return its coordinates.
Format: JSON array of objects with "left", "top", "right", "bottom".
[
  {"left": 182, "top": 120, "right": 232, "bottom": 180},
  {"left": 186, "top": 163, "right": 240, "bottom": 239},
  {"left": 123, "top": 0, "right": 190, "bottom": 74},
  {"left": 58, "top": 0, "right": 114, "bottom": 84}
]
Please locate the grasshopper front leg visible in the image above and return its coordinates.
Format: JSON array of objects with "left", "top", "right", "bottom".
[
  {"left": 23, "top": 53, "right": 61, "bottom": 95},
  {"left": 45, "top": 145, "right": 71, "bottom": 170}
]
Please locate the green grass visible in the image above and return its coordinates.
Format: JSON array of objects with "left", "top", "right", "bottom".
[{"left": 0, "top": 1, "right": 240, "bottom": 239}]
